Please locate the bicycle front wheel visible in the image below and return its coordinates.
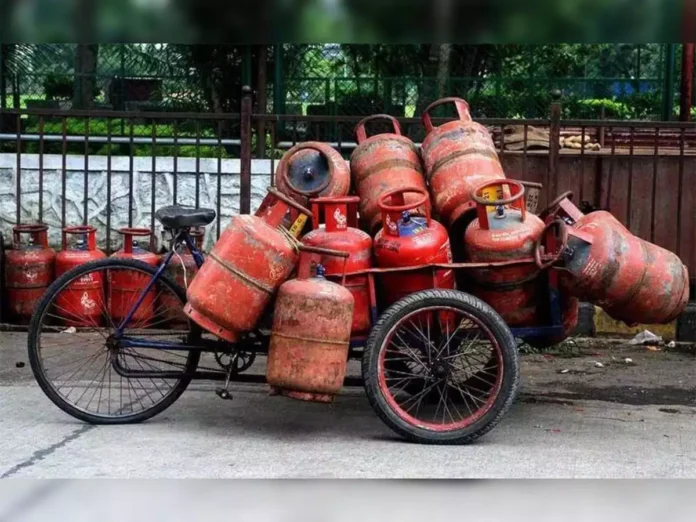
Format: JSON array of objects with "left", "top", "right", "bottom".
[{"left": 28, "top": 257, "right": 201, "bottom": 424}]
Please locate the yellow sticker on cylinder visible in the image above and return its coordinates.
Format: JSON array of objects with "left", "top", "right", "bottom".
[{"left": 289, "top": 213, "right": 308, "bottom": 238}]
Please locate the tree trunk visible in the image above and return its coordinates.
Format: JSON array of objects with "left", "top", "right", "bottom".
[
  {"left": 73, "top": 44, "right": 99, "bottom": 109},
  {"left": 436, "top": 44, "right": 452, "bottom": 99}
]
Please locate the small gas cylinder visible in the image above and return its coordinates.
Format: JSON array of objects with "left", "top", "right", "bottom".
[
  {"left": 421, "top": 97, "right": 506, "bottom": 229},
  {"left": 373, "top": 187, "right": 455, "bottom": 306},
  {"left": 55, "top": 226, "right": 107, "bottom": 327},
  {"left": 184, "top": 188, "right": 313, "bottom": 342},
  {"left": 160, "top": 227, "right": 204, "bottom": 328},
  {"left": 302, "top": 196, "right": 373, "bottom": 336},
  {"left": 350, "top": 115, "right": 428, "bottom": 234},
  {"left": 465, "top": 180, "right": 545, "bottom": 327},
  {"left": 275, "top": 142, "right": 351, "bottom": 208},
  {"left": 537, "top": 193, "right": 690, "bottom": 325},
  {"left": 266, "top": 245, "right": 354, "bottom": 403},
  {"left": 5, "top": 224, "right": 55, "bottom": 324},
  {"left": 109, "top": 228, "right": 159, "bottom": 327}
]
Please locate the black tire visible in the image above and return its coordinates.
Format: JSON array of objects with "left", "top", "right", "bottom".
[
  {"left": 362, "top": 289, "right": 520, "bottom": 445},
  {"left": 28, "top": 257, "right": 201, "bottom": 425}
]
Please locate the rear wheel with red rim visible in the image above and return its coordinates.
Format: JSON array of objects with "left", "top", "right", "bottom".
[{"left": 362, "top": 289, "right": 519, "bottom": 445}]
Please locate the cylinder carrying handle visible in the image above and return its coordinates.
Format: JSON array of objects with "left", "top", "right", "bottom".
[
  {"left": 62, "top": 225, "right": 97, "bottom": 251},
  {"left": 378, "top": 187, "right": 431, "bottom": 237},
  {"left": 355, "top": 114, "right": 402, "bottom": 144},
  {"left": 309, "top": 196, "right": 360, "bottom": 232},
  {"left": 471, "top": 179, "right": 527, "bottom": 230},
  {"left": 422, "top": 97, "right": 472, "bottom": 133},
  {"left": 534, "top": 219, "right": 569, "bottom": 270},
  {"left": 118, "top": 227, "right": 152, "bottom": 255},
  {"left": 12, "top": 224, "right": 49, "bottom": 249},
  {"left": 275, "top": 142, "right": 334, "bottom": 196}
]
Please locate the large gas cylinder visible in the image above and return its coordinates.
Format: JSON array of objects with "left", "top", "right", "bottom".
[
  {"left": 537, "top": 193, "right": 690, "bottom": 325},
  {"left": 350, "top": 115, "right": 428, "bottom": 234},
  {"left": 110, "top": 228, "right": 159, "bottom": 327},
  {"left": 266, "top": 245, "right": 354, "bottom": 403},
  {"left": 184, "top": 188, "right": 313, "bottom": 342},
  {"left": 55, "top": 226, "right": 107, "bottom": 327},
  {"left": 160, "top": 227, "right": 204, "bottom": 328},
  {"left": 302, "top": 196, "right": 373, "bottom": 336},
  {"left": 465, "top": 180, "right": 545, "bottom": 327},
  {"left": 5, "top": 224, "right": 55, "bottom": 324},
  {"left": 275, "top": 142, "right": 351, "bottom": 208},
  {"left": 373, "top": 187, "right": 455, "bottom": 306},
  {"left": 421, "top": 97, "right": 506, "bottom": 230}
]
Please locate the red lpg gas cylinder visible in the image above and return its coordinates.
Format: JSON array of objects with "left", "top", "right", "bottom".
[
  {"left": 464, "top": 180, "right": 545, "bottom": 327},
  {"left": 538, "top": 193, "right": 689, "bottom": 325},
  {"left": 266, "top": 245, "right": 354, "bottom": 403},
  {"left": 350, "top": 115, "right": 428, "bottom": 234},
  {"left": 373, "top": 188, "right": 455, "bottom": 307},
  {"left": 184, "top": 188, "right": 312, "bottom": 342},
  {"left": 421, "top": 97, "right": 506, "bottom": 230},
  {"left": 467, "top": 183, "right": 578, "bottom": 344},
  {"left": 160, "top": 227, "right": 204, "bottom": 328},
  {"left": 275, "top": 142, "right": 351, "bottom": 208},
  {"left": 109, "top": 228, "right": 159, "bottom": 327},
  {"left": 302, "top": 196, "right": 373, "bottom": 336},
  {"left": 55, "top": 226, "right": 107, "bottom": 326},
  {"left": 5, "top": 224, "right": 55, "bottom": 323}
]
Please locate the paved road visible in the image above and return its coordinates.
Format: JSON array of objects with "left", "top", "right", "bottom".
[{"left": 1, "top": 332, "right": 695, "bottom": 478}]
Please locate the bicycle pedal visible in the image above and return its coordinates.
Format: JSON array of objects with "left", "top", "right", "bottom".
[{"left": 215, "top": 388, "right": 233, "bottom": 400}]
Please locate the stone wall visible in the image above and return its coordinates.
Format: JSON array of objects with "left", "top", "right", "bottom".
[{"left": 0, "top": 154, "right": 274, "bottom": 251}]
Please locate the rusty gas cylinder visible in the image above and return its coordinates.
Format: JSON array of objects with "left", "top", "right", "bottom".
[
  {"left": 5, "top": 224, "right": 55, "bottom": 324},
  {"left": 55, "top": 226, "right": 107, "bottom": 327},
  {"left": 109, "top": 228, "right": 159, "bottom": 327},
  {"left": 275, "top": 142, "right": 351, "bottom": 208},
  {"left": 421, "top": 97, "right": 506, "bottom": 230},
  {"left": 537, "top": 192, "right": 690, "bottom": 325},
  {"left": 160, "top": 227, "right": 204, "bottom": 328},
  {"left": 373, "top": 187, "right": 455, "bottom": 306},
  {"left": 184, "top": 188, "right": 313, "bottom": 342},
  {"left": 350, "top": 115, "right": 428, "bottom": 234},
  {"left": 302, "top": 196, "right": 373, "bottom": 336},
  {"left": 266, "top": 245, "right": 354, "bottom": 403},
  {"left": 465, "top": 180, "right": 545, "bottom": 327}
]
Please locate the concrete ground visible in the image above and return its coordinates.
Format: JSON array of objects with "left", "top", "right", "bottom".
[{"left": 1, "top": 331, "right": 695, "bottom": 478}]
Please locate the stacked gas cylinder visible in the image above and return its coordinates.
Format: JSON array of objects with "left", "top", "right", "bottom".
[{"left": 182, "top": 95, "right": 689, "bottom": 405}]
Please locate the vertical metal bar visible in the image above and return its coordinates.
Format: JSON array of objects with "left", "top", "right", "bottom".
[
  {"left": 498, "top": 124, "right": 505, "bottom": 162},
  {"left": 83, "top": 117, "right": 90, "bottom": 225},
  {"left": 107, "top": 118, "right": 112, "bottom": 253},
  {"left": 15, "top": 113, "right": 20, "bottom": 224},
  {"left": 256, "top": 45, "right": 268, "bottom": 158},
  {"left": 128, "top": 120, "right": 134, "bottom": 227},
  {"left": 61, "top": 116, "right": 67, "bottom": 229},
  {"left": 38, "top": 116, "right": 44, "bottom": 223},
  {"left": 627, "top": 126, "right": 634, "bottom": 227},
  {"left": 270, "top": 125, "right": 277, "bottom": 186},
  {"left": 579, "top": 125, "right": 586, "bottom": 202},
  {"left": 677, "top": 127, "right": 685, "bottom": 256},
  {"left": 216, "top": 120, "right": 222, "bottom": 240},
  {"left": 240, "top": 86, "right": 253, "bottom": 215},
  {"left": 607, "top": 126, "right": 616, "bottom": 210},
  {"left": 650, "top": 127, "right": 659, "bottom": 243},
  {"left": 151, "top": 123, "right": 156, "bottom": 235},
  {"left": 173, "top": 120, "right": 178, "bottom": 205},
  {"left": 195, "top": 120, "right": 201, "bottom": 208},
  {"left": 274, "top": 44, "right": 284, "bottom": 135},
  {"left": 522, "top": 124, "right": 528, "bottom": 180},
  {"left": 292, "top": 117, "right": 298, "bottom": 145},
  {"left": 548, "top": 90, "right": 562, "bottom": 199}
]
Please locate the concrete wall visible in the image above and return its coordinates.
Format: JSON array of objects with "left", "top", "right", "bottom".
[{"left": 0, "top": 154, "right": 274, "bottom": 251}]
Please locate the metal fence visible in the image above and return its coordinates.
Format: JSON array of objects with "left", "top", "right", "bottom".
[
  {"left": 1, "top": 44, "right": 679, "bottom": 120},
  {"left": 1, "top": 88, "right": 695, "bottom": 288}
]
